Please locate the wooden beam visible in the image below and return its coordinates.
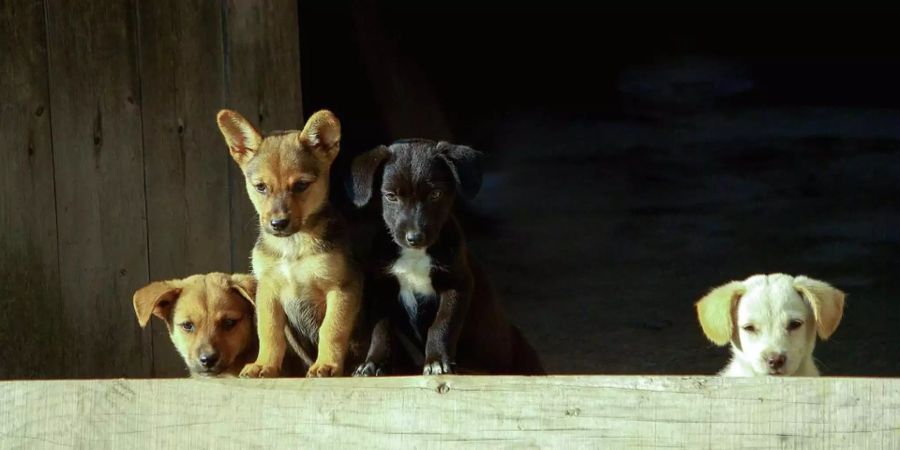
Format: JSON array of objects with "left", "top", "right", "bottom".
[
  {"left": 0, "top": 0, "right": 63, "bottom": 379},
  {"left": 138, "top": 0, "right": 231, "bottom": 377},
  {"left": 45, "top": 0, "right": 152, "bottom": 377},
  {"left": 0, "top": 376, "right": 896, "bottom": 448}
]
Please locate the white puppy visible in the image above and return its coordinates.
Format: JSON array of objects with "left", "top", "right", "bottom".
[{"left": 695, "top": 273, "right": 845, "bottom": 376}]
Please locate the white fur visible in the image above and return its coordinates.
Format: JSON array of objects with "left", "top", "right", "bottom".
[
  {"left": 721, "top": 274, "right": 820, "bottom": 377},
  {"left": 390, "top": 248, "right": 435, "bottom": 318}
]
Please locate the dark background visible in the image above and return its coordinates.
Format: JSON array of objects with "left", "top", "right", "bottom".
[{"left": 299, "top": 3, "right": 900, "bottom": 375}]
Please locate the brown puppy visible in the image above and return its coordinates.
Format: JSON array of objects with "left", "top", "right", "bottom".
[
  {"left": 217, "top": 109, "right": 363, "bottom": 378},
  {"left": 133, "top": 273, "right": 258, "bottom": 377}
]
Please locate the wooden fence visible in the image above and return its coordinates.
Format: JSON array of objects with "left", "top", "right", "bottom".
[
  {"left": 1, "top": 376, "right": 897, "bottom": 448},
  {"left": 0, "top": 0, "right": 302, "bottom": 379}
]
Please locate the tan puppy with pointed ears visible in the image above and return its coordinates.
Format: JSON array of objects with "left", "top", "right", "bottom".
[
  {"left": 217, "top": 109, "right": 363, "bottom": 378},
  {"left": 696, "top": 273, "right": 845, "bottom": 377}
]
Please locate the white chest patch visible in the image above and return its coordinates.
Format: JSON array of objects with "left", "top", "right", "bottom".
[
  {"left": 278, "top": 258, "right": 292, "bottom": 278},
  {"left": 276, "top": 259, "right": 300, "bottom": 300},
  {"left": 389, "top": 248, "right": 436, "bottom": 315},
  {"left": 270, "top": 234, "right": 308, "bottom": 283}
]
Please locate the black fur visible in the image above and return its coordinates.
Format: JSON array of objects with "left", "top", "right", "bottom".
[{"left": 350, "top": 139, "right": 544, "bottom": 376}]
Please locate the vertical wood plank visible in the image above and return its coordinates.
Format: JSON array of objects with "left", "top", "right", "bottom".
[
  {"left": 138, "top": 0, "right": 230, "bottom": 377},
  {"left": 0, "top": 0, "right": 63, "bottom": 379},
  {"left": 46, "top": 0, "right": 152, "bottom": 377},
  {"left": 223, "top": 0, "right": 303, "bottom": 272}
]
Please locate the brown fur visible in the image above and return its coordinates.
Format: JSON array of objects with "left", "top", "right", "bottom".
[
  {"left": 132, "top": 273, "right": 259, "bottom": 377},
  {"left": 695, "top": 281, "right": 746, "bottom": 346},
  {"left": 793, "top": 276, "right": 846, "bottom": 340},
  {"left": 217, "top": 109, "right": 363, "bottom": 378}
]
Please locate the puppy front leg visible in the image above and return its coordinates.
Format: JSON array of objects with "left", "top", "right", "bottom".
[
  {"left": 423, "top": 288, "right": 471, "bottom": 375},
  {"left": 353, "top": 317, "right": 393, "bottom": 376},
  {"left": 240, "top": 283, "right": 286, "bottom": 378},
  {"left": 309, "top": 285, "right": 360, "bottom": 377}
]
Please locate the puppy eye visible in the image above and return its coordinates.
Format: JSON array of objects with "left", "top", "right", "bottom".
[
  {"left": 383, "top": 192, "right": 399, "bottom": 203},
  {"left": 221, "top": 318, "right": 239, "bottom": 330},
  {"left": 254, "top": 183, "right": 267, "bottom": 194},
  {"left": 787, "top": 320, "right": 803, "bottom": 331},
  {"left": 429, "top": 189, "right": 443, "bottom": 201},
  {"left": 291, "top": 181, "right": 310, "bottom": 193},
  {"left": 742, "top": 324, "right": 756, "bottom": 333},
  {"left": 180, "top": 322, "right": 195, "bottom": 333}
]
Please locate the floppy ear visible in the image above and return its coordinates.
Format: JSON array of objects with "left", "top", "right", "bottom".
[
  {"left": 794, "top": 276, "right": 845, "bottom": 340},
  {"left": 216, "top": 109, "right": 262, "bottom": 168},
  {"left": 229, "top": 274, "right": 257, "bottom": 306},
  {"left": 350, "top": 145, "right": 391, "bottom": 207},
  {"left": 436, "top": 141, "right": 483, "bottom": 199},
  {"left": 299, "top": 110, "right": 341, "bottom": 162},
  {"left": 133, "top": 281, "right": 182, "bottom": 328},
  {"left": 695, "top": 281, "right": 745, "bottom": 346}
]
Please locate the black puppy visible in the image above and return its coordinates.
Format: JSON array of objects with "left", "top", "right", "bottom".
[{"left": 350, "top": 139, "right": 544, "bottom": 375}]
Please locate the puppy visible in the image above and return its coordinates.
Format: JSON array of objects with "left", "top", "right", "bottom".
[
  {"left": 217, "top": 109, "right": 364, "bottom": 378},
  {"left": 350, "top": 139, "right": 544, "bottom": 375},
  {"left": 696, "top": 273, "right": 845, "bottom": 376},
  {"left": 133, "top": 273, "right": 258, "bottom": 377}
]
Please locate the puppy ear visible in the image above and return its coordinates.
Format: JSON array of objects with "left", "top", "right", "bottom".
[
  {"left": 794, "top": 276, "right": 845, "bottom": 340},
  {"left": 350, "top": 145, "right": 391, "bottom": 207},
  {"left": 229, "top": 274, "right": 257, "bottom": 306},
  {"left": 300, "top": 110, "right": 341, "bottom": 161},
  {"left": 695, "top": 281, "right": 745, "bottom": 346},
  {"left": 133, "top": 281, "right": 182, "bottom": 328},
  {"left": 437, "top": 141, "right": 483, "bottom": 199},
  {"left": 216, "top": 109, "right": 262, "bottom": 168}
]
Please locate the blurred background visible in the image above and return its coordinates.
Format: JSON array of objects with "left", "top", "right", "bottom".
[
  {"left": 1, "top": 2, "right": 897, "bottom": 378},
  {"left": 302, "top": 3, "right": 900, "bottom": 375}
]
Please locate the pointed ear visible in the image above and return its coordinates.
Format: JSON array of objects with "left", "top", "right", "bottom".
[
  {"left": 436, "top": 141, "right": 483, "bottom": 199},
  {"left": 216, "top": 109, "right": 262, "bottom": 168},
  {"left": 794, "top": 276, "right": 845, "bottom": 340},
  {"left": 695, "top": 281, "right": 745, "bottom": 346},
  {"left": 350, "top": 145, "right": 391, "bottom": 207},
  {"left": 229, "top": 274, "right": 257, "bottom": 306},
  {"left": 299, "top": 110, "right": 341, "bottom": 162},
  {"left": 133, "top": 281, "right": 182, "bottom": 328}
]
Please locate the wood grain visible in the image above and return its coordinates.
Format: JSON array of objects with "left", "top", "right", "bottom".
[
  {"left": 0, "top": 376, "right": 897, "bottom": 448},
  {"left": 0, "top": 0, "right": 63, "bottom": 379},
  {"left": 45, "top": 0, "right": 152, "bottom": 377},
  {"left": 138, "top": 0, "right": 231, "bottom": 377},
  {"left": 222, "top": 0, "right": 304, "bottom": 273},
  {"left": 0, "top": 1, "right": 305, "bottom": 379}
]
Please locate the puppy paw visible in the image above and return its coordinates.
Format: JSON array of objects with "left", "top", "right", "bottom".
[
  {"left": 423, "top": 357, "right": 455, "bottom": 375},
  {"left": 239, "top": 363, "right": 280, "bottom": 378},
  {"left": 307, "top": 361, "right": 342, "bottom": 378},
  {"left": 352, "top": 361, "right": 388, "bottom": 377}
]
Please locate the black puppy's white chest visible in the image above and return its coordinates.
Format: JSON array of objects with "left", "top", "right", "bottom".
[{"left": 389, "top": 248, "right": 438, "bottom": 338}]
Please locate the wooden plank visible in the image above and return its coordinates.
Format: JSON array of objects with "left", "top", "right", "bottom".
[
  {"left": 138, "top": 0, "right": 230, "bottom": 377},
  {"left": 45, "top": 0, "right": 152, "bottom": 377},
  {"left": 222, "top": 0, "right": 303, "bottom": 272},
  {"left": 0, "top": 0, "right": 63, "bottom": 379},
  {"left": 0, "top": 376, "right": 897, "bottom": 448}
]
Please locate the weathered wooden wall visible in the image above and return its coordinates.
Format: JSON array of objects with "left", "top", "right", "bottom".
[
  {"left": 0, "top": 376, "right": 897, "bottom": 448},
  {"left": 0, "top": 0, "right": 302, "bottom": 379}
]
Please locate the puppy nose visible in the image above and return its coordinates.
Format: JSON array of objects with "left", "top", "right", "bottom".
[
  {"left": 767, "top": 354, "right": 786, "bottom": 370},
  {"left": 270, "top": 218, "right": 290, "bottom": 231},
  {"left": 199, "top": 352, "right": 220, "bottom": 368},
  {"left": 405, "top": 231, "right": 424, "bottom": 246}
]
